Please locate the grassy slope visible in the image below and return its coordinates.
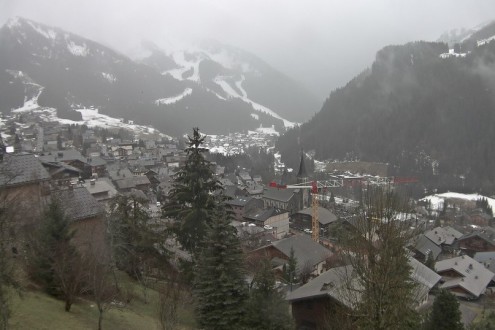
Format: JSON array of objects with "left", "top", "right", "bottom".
[{"left": 8, "top": 283, "right": 196, "bottom": 330}]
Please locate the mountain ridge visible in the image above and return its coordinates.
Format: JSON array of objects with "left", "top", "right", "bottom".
[{"left": 0, "top": 16, "right": 318, "bottom": 136}]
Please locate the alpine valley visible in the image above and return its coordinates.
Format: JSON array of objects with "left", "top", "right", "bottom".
[{"left": 0, "top": 17, "right": 320, "bottom": 136}]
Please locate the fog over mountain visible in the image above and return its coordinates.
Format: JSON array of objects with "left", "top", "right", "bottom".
[{"left": 2, "top": 0, "right": 495, "bottom": 103}]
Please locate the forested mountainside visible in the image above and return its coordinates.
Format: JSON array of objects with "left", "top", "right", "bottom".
[{"left": 278, "top": 22, "right": 495, "bottom": 192}]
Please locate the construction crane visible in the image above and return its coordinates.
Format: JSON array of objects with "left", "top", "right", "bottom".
[
  {"left": 271, "top": 179, "right": 343, "bottom": 242},
  {"left": 270, "top": 176, "right": 418, "bottom": 242}
]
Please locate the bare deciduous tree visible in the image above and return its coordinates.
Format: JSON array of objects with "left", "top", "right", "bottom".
[{"left": 85, "top": 244, "right": 119, "bottom": 330}]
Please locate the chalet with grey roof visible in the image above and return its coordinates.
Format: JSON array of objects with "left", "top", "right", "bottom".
[
  {"left": 435, "top": 255, "right": 495, "bottom": 299},
  {"left": 292, "top": 206, "right": 338, "bottom": 233},
  {"left": 244, "top": 207, "right": 289, "bottom": 239},
  {"left": 411, "top": 234, "right": 442, "bottom": 262},
  {"left": 225, "top": 196, "right": 263, "bottom": 222},
  {"left": 474, "top": 251, "right": 495, "bottom": 273},
  {"left": 262, "top": 186, "right": 301, "bottom": 214},
  {"left": 251, "top": 234, "right": 331, "bottom": 277},
  {"left": 53, "top": 186, "right": 106, "bottom": 252},
  {"left": 287, "top": 258, "right": 440, "bottom": 329},
  {"left": 458, "top": 231, "right": 495, "bottom": 256}
]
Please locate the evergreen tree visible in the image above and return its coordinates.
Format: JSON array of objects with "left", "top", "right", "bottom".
[
  {"left": 284, "top": 247, "right": 297, "bottom": 287},
  {"left": 193, "top": 207, "right": 248, "bottom": 330},
  {"left": 244, "top": 258, "right": 294, "bottom": 330},
  {"left": 426, "top": 290, "right": 463, "bottom": 330},
  {"left": 163, "top": 127, "right": 223, "bottom": 255},
  {"left": 109, "top": 194, "right": 167, "bottom": 279},
  {"left": 33, "top": 200, "right": 82, "bottom": 311}
]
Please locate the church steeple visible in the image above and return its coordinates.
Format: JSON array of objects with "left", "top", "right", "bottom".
[{"left": 296, "top": 150, "right": 308, "bottom": 183}]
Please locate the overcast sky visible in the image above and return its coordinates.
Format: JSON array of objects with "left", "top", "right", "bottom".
[{"left": 1, "top": 0, "right": 494, "bottom": 99}]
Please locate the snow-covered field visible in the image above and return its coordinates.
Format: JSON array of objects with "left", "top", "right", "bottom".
[{"left": 421, "top": 192, "right": 495, "bottom": 211}]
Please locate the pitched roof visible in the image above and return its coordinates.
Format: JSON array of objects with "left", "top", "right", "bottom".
[
  {"left": 296, "top": 206, "right": 338, "bottom": 225},
  {"left": 39, "top": 149, "right": 86, "bottom": 163},
  {"left": 424, "top": 226, "right": 463, "bottom": 246},
  {"left": 413, "top": 234, "right": 442, "bottom": 260},
  {"left": 263, "top": 187, "right": 296, "bottom": 203},
  {"left": 474, "top": 251, "right": 495, "bottom": 273},
  {"left": 435, "top": 255, "right": 495, "bottom": 298},
  {"left": 245, "top": 207, "right": 287, "bottom": 222},
  {"left": 459, "top": 231, "right": 495, "bottom": 246},
  {"left": 286, "top": 265, "right": 358, "bottom": 308},
  {"left": 226, "top": 196, "right": 253, "bottom": 207},
  {"left": 53, "top": 186, "right": 104, "bottom": 222},
  {"left": 287, "top": 257, "right": 439, "bottom": 307},
  {"left": 271, "top": 234, "right": 331, "bottom": 271},
  {"left": 0, "top": 154, "right": 50, "bottom": 186}
]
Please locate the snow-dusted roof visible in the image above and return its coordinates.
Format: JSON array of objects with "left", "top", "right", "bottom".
[{"left": 435, "top": 255, "right": 495, "bottom": 298}]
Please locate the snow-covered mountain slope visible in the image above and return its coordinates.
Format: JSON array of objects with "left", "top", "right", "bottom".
[
  {"left": 0, "top": 17, "right": 313, "bottom": 136},
  {"left": 139, "top": 39, "right": 321, "bottom": 124}
]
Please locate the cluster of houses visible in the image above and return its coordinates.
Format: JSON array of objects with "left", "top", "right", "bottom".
[{"left": 4, "top": 114, "right": 495, "bottom": 329}]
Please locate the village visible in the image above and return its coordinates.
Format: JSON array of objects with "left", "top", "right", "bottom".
[{"left": 2, "top": 112, "right": 495, "bottom": 329}]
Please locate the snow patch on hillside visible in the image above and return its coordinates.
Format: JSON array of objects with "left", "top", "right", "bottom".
[
  {"left": 155, "top": 88, "right": 192, "bottom": 105},
  {"left": 251, "top": 113, "right": 259, "bottom": 120},
  {"left": 6, "top": 17, "right": 21, "bottom": 29},
  {"left": 67, "top": 41, "right": 89, "bottom": 56},
  {"left": 7, "top": 70, "right": 45, "bottom": 112},
  {"left": 163, "top": 51, "right": 202, "bottom": 82},
  {"left": 26, "top": 20, "right": 57, "bottom": 40},
  {"left": 33, "top": 107, "right": 167, "bottom": 137},
  {"left": 477, "top": 35, "right": 495, "bottom": 47},
  {"left": 101, "top": 72, "right": 116, "bottom": 83},
  {"left": 421, "top": 192, "right": 495, "bottom": 211},
  {"left": 214, "top": 74, "right": 296, "bottom": 128}
]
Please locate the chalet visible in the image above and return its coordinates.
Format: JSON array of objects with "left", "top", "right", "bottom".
[
  {"left": 411, "top": 234, "right": 442, "bottom": 262},
  {"left": 458, "top": 232, "right": 495, "bottom": 256},
  {"left": 39, "top": 149, "right": 92, "bottom": 178},
  {"left": 292, "top": 206, "right": 338, "bottom": 233},
  {"left": 0, "top": 154, "right": 51, "bottom": 241},
  {"left": 244, "top": 207, "right": 290, "bottom": 239},
  {"left": 41, "top": 161, "right": 82, "bottom": 183},
  {"left": 435, "top": 255, "right": 495, "bottom": 299},
  {"left": 53, "top": 186, "right": 106, "bottom": 252},
  {"left": 262, "top": 187, "right": 301, "bottom": 215},
  {"left": 82, "top": 178, "right": 117, "bottom": 203},
  {"left": 287, "top": 258, "right": 440, "bottom": 329},
  {"left": 423, "top": 226, "right": 463, "bottom": 253},
  {"left": 225, "top": 196, "right": 263, "bottom": 222},
  {"left": 474, "top": 251, "right": 495, "bottom": 273},
  {"left": 250, "top": 234, "right": 331, "bottom": 277}
]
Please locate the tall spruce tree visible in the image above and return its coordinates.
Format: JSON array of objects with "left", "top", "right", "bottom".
[
  {"left": 193, "top": 206, "right": 248, "bottom": 330},
  {"left": 426, "top": 290, "right": 463, "bottom": 330},
  {"left": 163, "top": 127, "right": 223, "bottom": 255}
]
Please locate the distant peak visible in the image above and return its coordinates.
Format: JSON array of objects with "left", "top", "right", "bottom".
[
  {"left": 5, "top": 16, "right": 22, "bottom": 29},
  {"left": 4, "top": 16, "right": 58, "bottom": 40}
]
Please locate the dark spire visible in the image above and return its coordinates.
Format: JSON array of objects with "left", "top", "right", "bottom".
[{"left": 296, "top": 150, "right": 308, "bottom": 179}]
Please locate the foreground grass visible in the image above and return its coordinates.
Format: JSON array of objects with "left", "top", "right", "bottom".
[{"left": 8, "top": 278, "right": 196, "bottom": 330}]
